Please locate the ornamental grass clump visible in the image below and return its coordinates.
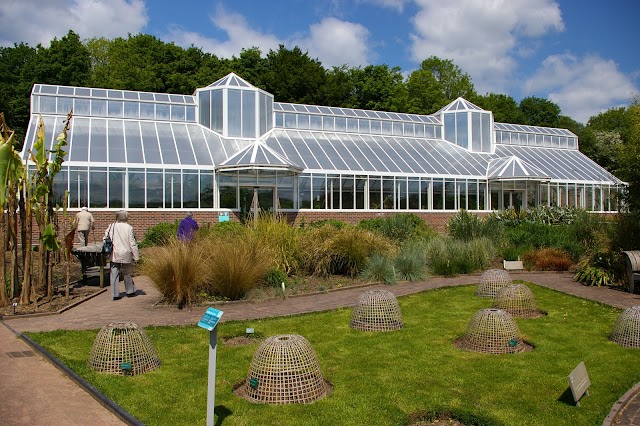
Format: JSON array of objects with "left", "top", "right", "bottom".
[
  {"left": 424, "top": 237, "right": 493, "bottom": 276},
  {"left": 202, "top": 234, "right": 274, "bottom": 300},
  {"left": 252, "top": 214, "right": 301, "bottom": 275},
  {"left": 360, "top": 253, "right": 396, "bottom": 285},
  {"left": 521, "top": 247, "right": 573, "bottom": 271},
  {"left": 395, "top": 242, "right": 427, "bottom": 281},
  {"left": 140, "top": 237, "right": 212, "bottom": 308},
  {"left": 300, "top": 225, "right": 395, "bottom": 277}
]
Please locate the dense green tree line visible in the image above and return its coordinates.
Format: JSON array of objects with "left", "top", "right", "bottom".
[{"left": 1, "top": 30, "right": 638, "bottom": 205}]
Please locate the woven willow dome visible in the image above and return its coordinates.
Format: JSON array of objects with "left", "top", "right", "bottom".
[
  {"left": 237, "top": 334, "right": 331, "bottom": 404},
  {"left": 492, "top": 284, "right": 542, "bottom": 318},
  {"left": 610, "top": 306, "right": 640, "bottom": 348},
  {"left": 457, "top": 309, "right": 525, "bottom": 354},
  {"left": 88, "top": 322, "right": 160, "bottom": 375},
  {"left": 476, "top": 269, "right": 513, "bottom": 298},
  {"left": 350, "top": 290, "right": 404, "bottom": 332}
]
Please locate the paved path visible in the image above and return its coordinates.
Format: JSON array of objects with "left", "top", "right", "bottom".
[{"left": 2, "top": 271, "right": 640, "bottom": 425}]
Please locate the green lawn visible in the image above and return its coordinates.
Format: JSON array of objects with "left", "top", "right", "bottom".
[{"left": 28, "top": 283, "right": 638, "bottom": 426}]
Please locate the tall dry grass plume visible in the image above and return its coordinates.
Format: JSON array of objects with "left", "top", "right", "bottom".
[{"left": 140, "top": 237, "right": 212, "bottom": 308}]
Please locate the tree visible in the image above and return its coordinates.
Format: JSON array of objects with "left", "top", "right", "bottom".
[
  {"left": 348, "top": 64, "right": 405, "bottom": 111},
  {"left": 34, "top": 30, "right": 91, "bottom": 87},
  {"left": 321, "top": 65, "right": 355, "bottom": 107},
  {"left": 0, "top": 43, "right": 39, "bottom": 142},
  {"left": 406, "top": 56, "right": 476, "bottom": 114},
  {"left": 227, "top": 47, "right": 269, "bottom": 90},
  {"left": 474, "top": 93, "right": 524, "bottom": 123},
  {"left": 518, "top": 96, "right": 561, "bottom": 127},
  {"left": 616, "top": 98, "right": 640, "bottom": 211},
  {"left": 264, "top": 45, "right": 327, "bottom": 104}
]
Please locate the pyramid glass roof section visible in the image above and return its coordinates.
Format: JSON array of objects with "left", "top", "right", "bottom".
[
  {"left": 487, "top": 156, "right": 550, "bottom": 181},
  {"left": 436, "top": 97, "right": 485, "bottom": 113},
  {"left": 206, "top": 72, "right": 254, "bottom": 89},
  {"left": 217, "top": 140, "right": 303, "bottom": 172}
]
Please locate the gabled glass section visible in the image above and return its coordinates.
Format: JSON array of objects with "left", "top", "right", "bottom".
[
  {"left": 440, "top": 97, "right": 493, "bottom": 153},
  {"left": 195, "top": 72, "right": 273, "bottom": 139}
]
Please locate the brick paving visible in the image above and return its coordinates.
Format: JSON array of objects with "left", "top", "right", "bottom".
[{"left": 2, "top": 271, "right": 640, "bottom": 425}]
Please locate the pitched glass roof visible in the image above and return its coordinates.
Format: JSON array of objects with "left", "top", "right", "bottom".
[
  {"left": 494, "top": 122, "right": 575, "bottom": 137},
  {"left": 436, "top": 97, "right": 485, "bottom": 113},
  {"left": 273, "top": 103, "right": 441, "bottom": 124},
  {"left": 487, "top": 156, "right": 550, "bottom": 181},
  {"left": 205, "top": 72, "right": 254, "bottom": 89},
  {"left": 218, "top": 141, "right": 303, "bottom": 172}
]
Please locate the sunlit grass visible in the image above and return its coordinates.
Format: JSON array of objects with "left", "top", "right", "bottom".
[{"left": 28, "top": 283, "right": 637, "bottom": 426}]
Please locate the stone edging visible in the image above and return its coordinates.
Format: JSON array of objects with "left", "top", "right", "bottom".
[
  {"left": 602, "top": 381, "right": 640, "bottom": 426},
  {"left": 1, "top": 288, "right": 107, "bottom": 321}
]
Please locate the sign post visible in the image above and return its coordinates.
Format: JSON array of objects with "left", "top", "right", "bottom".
[{"left": 198, "top": 307, "right": 224, "bottom": 426}]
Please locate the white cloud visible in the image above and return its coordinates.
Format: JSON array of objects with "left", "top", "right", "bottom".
[
  {"left": 409, "top": 0, "right": 563, "bottom": 93},
  {"left": 0, "top": 0, "right": 148, "bottom": 46},
  {"left": 357, "top": 0, "right": 408, "bottom": 13},
  {"left": 166, "top": 5, "right": 281, "bottom": 57},
  {"left": 167, "top": 6, "right": 372, "bottom": 68},
  {"left": 524, "top": 54, "right": 639, "bottom": 123},
  {"left": 293, "top": 17, "right": 372, "bottom": 68}
]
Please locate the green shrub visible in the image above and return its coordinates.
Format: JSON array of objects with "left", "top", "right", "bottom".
[
  {"left": 358, "top": 213, "right": 435, "bottom": 242},
  {"left": 139, "top": 237, "right": 211, "bottom": 308},
  {"left": 395, "top": 243, "right": 427, "bottom": 281},
  {"left": 263, "top": 267, "right": 289, "bottom": 288},
  {"left": 574, "top": 259, "right": 615, "bottom": 287},
  {"left": 198, "top": 221, "right": 246, "bottom": 239},
  {"left": 424, "top": 237, "right": 494, "bottom": 276},
  {"left": 360, "top": 253, "right": 396, "bottom": 284},
  {"left": 305, "top": 219, "right": 348, "bottom": 229},
  {"left": 447, "top": 209, "right": 486, "bottom": 241},
  {"left": 139, "top": 221, "right": 178, "bottom": 247}
]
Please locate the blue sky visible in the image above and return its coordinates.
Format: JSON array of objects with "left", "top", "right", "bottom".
[{"left": 1, "top": 0, "right": 638, "bottom": 124}]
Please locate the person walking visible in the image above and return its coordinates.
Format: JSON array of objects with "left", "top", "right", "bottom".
[
  {"left": 177, "top": 211, "right": 199, "bottom": 241},
  {"left": 104, "top": 210, "right": 140, "bottom": 300},
  {"left": 72, "top": 207, "right": 95, "bottom": 246}
]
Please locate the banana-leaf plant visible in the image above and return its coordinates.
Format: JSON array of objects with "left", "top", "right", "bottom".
[
  {"left": 0, "top": 113, "right": 26, "bottom": 306},
  {"left": 24, "top": 112, "right": 71, "bottom": 303}
]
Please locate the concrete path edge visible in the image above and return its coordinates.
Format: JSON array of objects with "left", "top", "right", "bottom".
[
  {"left": 2, "top": 321, "right": 142, "bottom": 426},
  {"left": 602, "top": 381, "right": 640, "bottom": 426}
]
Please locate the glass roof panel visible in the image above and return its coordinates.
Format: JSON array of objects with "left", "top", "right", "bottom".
[
  {"left": 123, "top": 91, "right": 138, "bottom": 100},
  {"left": 92, "top": 89, "right": 107, "bottom": 98},
  {"left": 108, "top": 90, "right": 123, "bottom": 99},
  {"left": 306, "top": 105, "right": 320, "bottom": 114},
  {"left": 364, "top": 136, "right": 402, "bottom": 172},
  {"left": 187, "top": 125, "right": 213, "bottom": 166},
  {"left": 354, "top": 110, "right": 367, "bottom": 118},
  {"left": 139, "top": 92, "right": 154, "bottom": 101},
  {"left": 289, "top": 132, "right": 321, "bottom": 169},
  {"left": 154, "top": 93, "right": 169, "bottom": 102},
  {"left": 404, "top": 139, "right": 445, "bottom": 174},
  {"left": 329, "top": 107, "right": 346, "bottom": 116},
  {"left": 75, "top": 87, "right": 90, "bottom": 97},
  {"left": 386, "top": 137, "right": 422, "bottom": 173},
  {"left": 124, "top": 121, "right": 144, "bottom": 163},
  {"left": 203, "top": 130, "right": 227, "bottom": 165},
  {"left": 271, "top": 132, "right": 307, "bottom": 169},
  {"left": 292, "top": 105, "right": 307, "bottom": 112},
  {"left": 328, "top": 133, "right": 365, "bottom": 171},
  {"left": 107, "top": 120, "right": 125, "bottom": 163},
  {"left": 281, "top": 103, "right": 295, "bottom": 112},
  {"left": 295, "top": 132, "right": 332, "bottom": 169},
  {"left": 156, "top": 122, "right": 178, "bottom": 164},
  {"left": 306, "top": 131, "right": 350, "bottom": 170},
  {"left": 342, "top": 108, "right": 358, "bottom": 117},
  {"left": 89, "top": 118, "right": 107, "bottom": 163},
  {"left": 172, "top": 124, "right": 196, "bottom": 165},
  {"left": 69, "top": 117, "right": 89, "bottom": 162},
  {"left": 140, "top": 122, "right": 162, "bottom": 164},
  {"left": 58, "top": 86, "right": 74, "bottom": 95},
  {"left": 40, "top": 86, "right": 57, "bottom": 95},
  {"left": 347, "top": 135, "right": 387, "bottom": 172}
]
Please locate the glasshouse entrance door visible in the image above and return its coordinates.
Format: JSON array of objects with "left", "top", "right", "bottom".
[
  {"left": 239, "top": 187, "right": 274, "bottom": 223},
  {"left": 503, "top": 190, "right": 524, "bottom": 212}
]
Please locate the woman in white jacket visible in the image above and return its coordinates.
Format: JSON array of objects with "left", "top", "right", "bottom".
[{"left": 104, "top": 210, "right": 140, "bottom": 300}]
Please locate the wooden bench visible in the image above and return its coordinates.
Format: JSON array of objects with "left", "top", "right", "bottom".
[{"left": 622, "top": 251, "right": 640, "bottom": 294}]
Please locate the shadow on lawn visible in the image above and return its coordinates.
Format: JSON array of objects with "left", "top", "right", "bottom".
[{"left": 215, "top": 405, "right": 233, "bottom": 426}]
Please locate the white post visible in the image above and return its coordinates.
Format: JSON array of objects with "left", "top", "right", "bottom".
[{"left": 206, "top": 326, "right": 218, "bottom": 426}]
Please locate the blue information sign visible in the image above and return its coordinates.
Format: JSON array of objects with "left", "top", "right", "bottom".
[
  {"left": 198, "top": 307, "right": 224, "bottom": 331},
  {"left": 218, "top": 212, "right": 229, "bottom": 222}
]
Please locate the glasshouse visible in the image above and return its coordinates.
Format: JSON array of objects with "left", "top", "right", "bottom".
[{"left": 21, "top": 72, "right": 623, "bottom": 230}]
